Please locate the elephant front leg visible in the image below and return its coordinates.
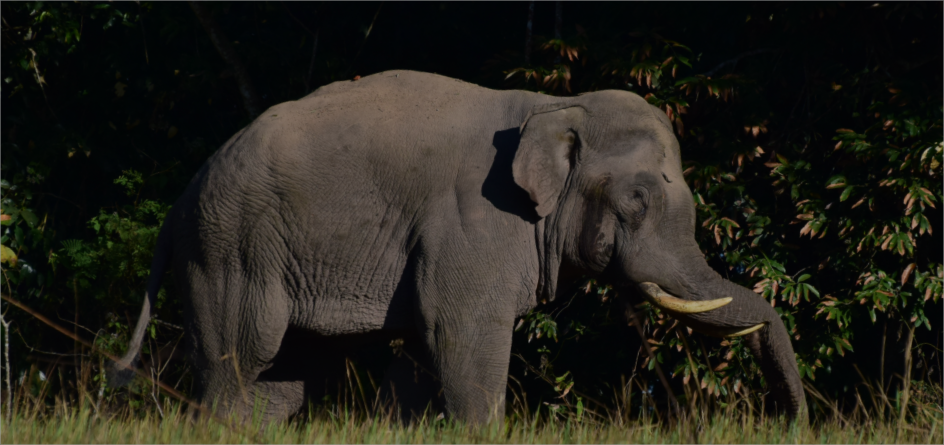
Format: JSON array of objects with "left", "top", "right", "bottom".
[{"left": 424, "top": 312, "right": 516, "bottom": 424}]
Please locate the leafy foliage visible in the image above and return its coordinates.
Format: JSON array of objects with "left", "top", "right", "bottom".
[
  {"left": 1, "top": 1, "right": 940, "bottom": 421},
  {"left": 499, "top": 2, "right": 942, "bottom": 414}
]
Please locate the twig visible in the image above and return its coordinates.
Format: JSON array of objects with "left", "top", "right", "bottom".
[
  {"left": 350, "top": 2, "right": 383, "bottom": 70},
  {"left": 151, "top": 367, "right": 164, "bottom": 419},
  {"left": 305, "top": 29, "right": 320, "bottom": 94},
  {"left": 16, "top": 327, "right": 90, "bottom": 357},
  {"left": 1, "top": 293, "right": 263, "bottom": 442},
  {"left": 153, "top": 318, "right": 183, "bottom": 331},
  {"left": 623, "top": 302, "right": 680, "bottom": 419}
]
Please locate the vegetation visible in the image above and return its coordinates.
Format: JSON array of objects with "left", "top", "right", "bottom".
[
  {"left": 4, "top": 373, "right": 942, "bottom": 443},
  {"left": 1, "top": 2, "right": 941, "bottom": 442}
]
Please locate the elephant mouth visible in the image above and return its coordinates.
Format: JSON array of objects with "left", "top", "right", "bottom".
[{"left": 637, "top": 282, "right": 765, "bottom": 338}]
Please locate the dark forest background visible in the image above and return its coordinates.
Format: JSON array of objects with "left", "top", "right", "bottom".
[{"left": 1, "top": 1, "right": 941, "bottom": 420}]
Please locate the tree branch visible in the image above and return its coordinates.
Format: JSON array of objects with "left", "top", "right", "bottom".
[{"left": 188, "top": 1, "right": 263, "bottom": 119}]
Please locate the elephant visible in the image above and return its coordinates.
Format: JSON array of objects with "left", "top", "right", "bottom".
[{"left": 112, "top": 70, "right": 806, "bottom": 424}]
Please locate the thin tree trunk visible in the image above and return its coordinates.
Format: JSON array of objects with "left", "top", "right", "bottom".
[
  {"left": 189, "top": 1, "right": 263, "bottom": 119},
  {"left": 1, "top": 306, "right": 10, "bottom": 420},
  {"left": 879, "top": 319, "right": 886, "bottom": 390},
  {"left": 554, "top": 1, "right": 563, "bottom": 64},
  {"left": 899, "top": 320, "right": 915, "bottom": 425},
  {"left": 524, "top": 1, "right": 535, "bottom": 65}
]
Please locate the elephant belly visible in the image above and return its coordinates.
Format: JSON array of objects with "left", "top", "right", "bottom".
[{"left": 285, "top": 237, "right": 418, "bottom": 337}]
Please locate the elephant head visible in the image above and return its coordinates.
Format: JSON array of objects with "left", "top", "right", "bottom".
[{"left": 513, "top": 92, "right": 806, "bottom": 418}]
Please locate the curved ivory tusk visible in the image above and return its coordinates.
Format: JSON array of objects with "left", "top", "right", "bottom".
[
  {"left": 638, "top": 282, "right": 732, "bottom": 314},
  {"left": 695, "top": 322, "right": 766, "bottom": 338}
]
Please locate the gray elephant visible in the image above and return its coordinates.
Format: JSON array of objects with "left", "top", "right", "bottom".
[{"left": 113, "top": 70, "right": 805, "bottom": 423}]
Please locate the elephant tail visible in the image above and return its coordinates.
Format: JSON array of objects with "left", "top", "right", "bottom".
[{"left": 107, "top": 219, "right": 174, "bottom": 387}]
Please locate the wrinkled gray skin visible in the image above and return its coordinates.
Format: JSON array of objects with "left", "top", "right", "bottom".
[{"left": 114, "top": 71, "right": 805, "bottom": 424}]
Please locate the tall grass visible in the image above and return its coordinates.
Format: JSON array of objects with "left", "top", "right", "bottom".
[
  {"left": 2, "top": 303, "right": 940, "bottom": 443},
  {"left": 3, "top": 366, "right": 941, "bottom": 444},
  {"left": 3, "top": 396, "right": 941, "bottom": 443}
]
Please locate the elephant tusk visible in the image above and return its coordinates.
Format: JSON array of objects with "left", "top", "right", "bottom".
[
  {"left": 638, "top": 282, "right": 732, "bottom": 314},
  {"left": 694, "top": 322, "right": 766, "bottom": 338}
]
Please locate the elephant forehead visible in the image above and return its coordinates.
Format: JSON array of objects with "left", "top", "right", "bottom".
[{"left": 590, "top": 129, "right": 667, "bottom": 163}]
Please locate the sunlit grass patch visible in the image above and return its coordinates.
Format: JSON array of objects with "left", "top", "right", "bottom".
[{"left": 4, "top": 386, "right": 941, "bottom": 444}]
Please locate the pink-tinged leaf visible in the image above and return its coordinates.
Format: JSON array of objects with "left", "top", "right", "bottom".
[
  {"left": 799, "top": 221, "right": 812, "bottom": 237},
  {"left": 902, "top": 263, "right": 917, "bottom": 285},
  {"left": 880, "top": 235, "right": 892, "bottom": 251}
]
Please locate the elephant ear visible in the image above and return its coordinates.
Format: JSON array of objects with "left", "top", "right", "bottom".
[{"left": 513, "top": 104, "right": 587, "bottom": 218}]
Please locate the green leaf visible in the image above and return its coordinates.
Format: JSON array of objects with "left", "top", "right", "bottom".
[
  {"left": 840, "top": 186, "right": 854, "bottom": 202},
  {"left": 14, "top": 225, "right": 25, "bottom": 248},
  {"left": 0, "top": 245, "right": 17, "bottom": 265},
  {"left": 20, "top": 209, "right": 39, "bottom": 228},
  {"left": 806, "top": 284, "right": 820, "bottom": 298}
]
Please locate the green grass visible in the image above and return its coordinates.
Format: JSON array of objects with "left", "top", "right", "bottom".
[{"left": 4, "top": 394, "right": 941, "bottom": 444}]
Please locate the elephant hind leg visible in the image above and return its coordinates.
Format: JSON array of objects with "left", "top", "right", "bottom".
[{"left": 187, "top": 287, "right": 295, "bottom": 423}]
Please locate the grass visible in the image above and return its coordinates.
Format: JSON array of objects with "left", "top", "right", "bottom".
[
  {"left": 3, "top": 387, "right": 941, "bottom": 444},
  {"left": 2, "top": 332, "right": 940, "bottom": 444}
]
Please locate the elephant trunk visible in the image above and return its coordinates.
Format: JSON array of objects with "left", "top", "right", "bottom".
[{"left": 635, "top": 255, "right": 807, "bottom": 420}]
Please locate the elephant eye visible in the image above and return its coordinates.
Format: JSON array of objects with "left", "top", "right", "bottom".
[{"left": 618, "top": 187, "right": 649, "bottom": 229}]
